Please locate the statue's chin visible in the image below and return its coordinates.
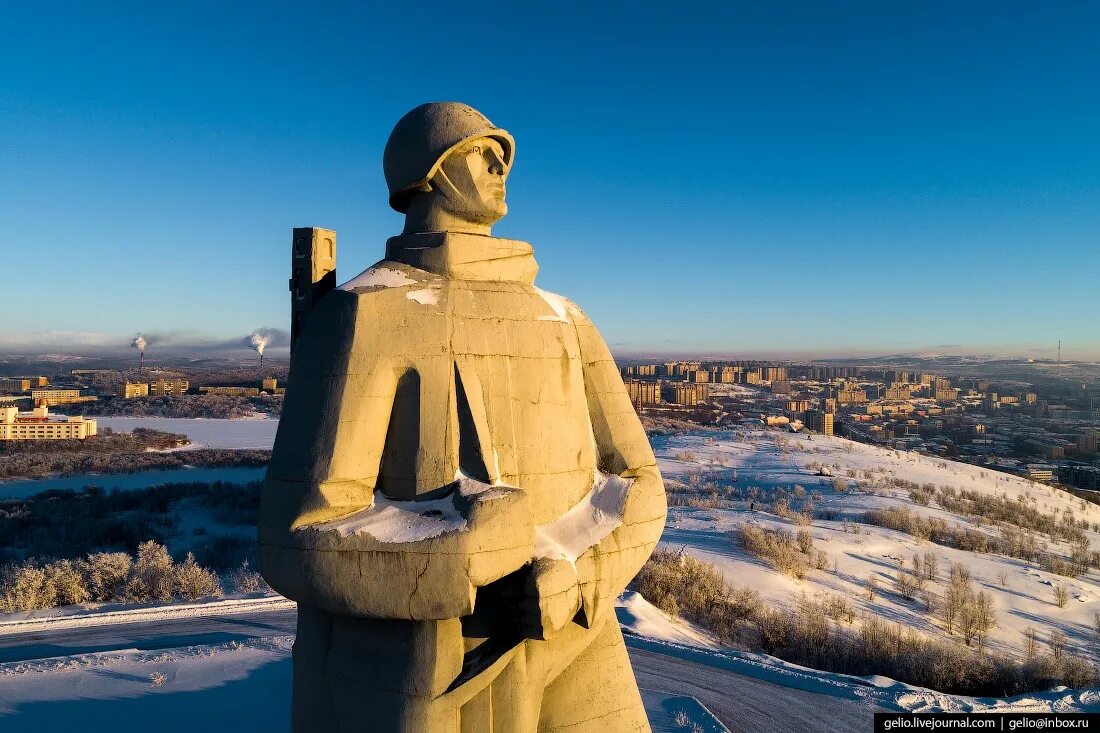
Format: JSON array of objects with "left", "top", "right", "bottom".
[{"left": 461, "top": 204, "right": 507, "bottom": 227}]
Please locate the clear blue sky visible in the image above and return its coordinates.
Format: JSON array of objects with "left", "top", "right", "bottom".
[{"left": 2, "top": 1, "right": 1098, "bottom": 359}]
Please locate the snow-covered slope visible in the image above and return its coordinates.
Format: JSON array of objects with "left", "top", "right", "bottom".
[
  {"left": 653, "top": 429, "right": 1100, "bottom": 663},
  {"left": 617, "top": 590, "right": 719, "bottom": 649}
]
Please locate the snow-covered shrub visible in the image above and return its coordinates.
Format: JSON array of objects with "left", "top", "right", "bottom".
[
  {"left": 0, "top": 560, "right": 91, "bottom": 611},
  {"left": 909, "top": 486, "right": 933, "bottom": 505},
  {"left": 630, "top": 548, "right": 759, "bottom": 642},
  {"left": 922, "top": 552, "right": 939, "bottom": 581},
  {"left": 631, "top": 546, "right": 1093, "bottom": 695},
  {"left": 0, "top": 544, "right": 228, "bottom": 612},
  {"left": 756, "top": 607, "right": 791, "bottom": 653},
  {"left": 79, "top": 552, "right": 132, "bottom": 602},
  {"left": 42, "top": 559, "right": 89, "bottom": 606},
  {"left": 737, "top": 525, "right": 812, "bottom": 579},
  {"left": 822, "top": 594, "right": 855, "bottom": 623},
  {"left": 940, "top": 570, "right": 996, "bottom": 648},
  {"left": 227, "top": 560, "right": 266, "bottom": 594},
  {"left": 124, "top": 541, "right": 177, "bottom": 602},
  {"left": 174, "top": 552, "right": 223, "bottom": 600},
  {"left": 0, "top": 564, "right": 52, "bottom": 612}
]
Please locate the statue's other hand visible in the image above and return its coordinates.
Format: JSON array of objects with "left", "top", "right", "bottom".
[{"left": 517, "top": 557, "right": 581, "bottom": 641}]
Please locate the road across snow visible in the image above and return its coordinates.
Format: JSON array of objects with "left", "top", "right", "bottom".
[
  {"left": 0, "top": 595, "right": 294, "bottom": 638},
  {"left": 0, "top": 599, "right": 298, "bottom": 664}
]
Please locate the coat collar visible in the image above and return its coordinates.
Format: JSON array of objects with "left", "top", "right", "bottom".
[{"left": 384, "top": 232, "right": 539, "bottom": 284}]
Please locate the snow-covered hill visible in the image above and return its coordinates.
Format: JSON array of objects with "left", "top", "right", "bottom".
[{"left": 653, "top": 428, "right": 1100, "bottom": 664}]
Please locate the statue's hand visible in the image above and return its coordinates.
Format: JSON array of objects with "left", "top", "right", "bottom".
[
  {"left": 456, "top": 481, "right": 534, "bottom": 553},
  {"left": 517, "top": 557, "right": 581, "bottom": 640}
]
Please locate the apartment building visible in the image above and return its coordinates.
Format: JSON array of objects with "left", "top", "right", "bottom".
[{"left": 0, "top": 406, "right": 97, "bottom": 440}]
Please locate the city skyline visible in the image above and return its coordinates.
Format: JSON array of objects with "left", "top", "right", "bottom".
[
  {"left": 1, "top": 327, "right": 1096, "bottom": 364},
  {"left": 2, "top": 2, "right": 1098, "bottom": 357}
]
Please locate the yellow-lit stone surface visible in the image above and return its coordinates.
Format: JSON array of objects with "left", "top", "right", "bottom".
[{"left": 260, "top": 102, "right": 665, "bottom": 732}]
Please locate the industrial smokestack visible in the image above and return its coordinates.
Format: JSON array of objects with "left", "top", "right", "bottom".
[
  {"left": 131, "top": 334, "right": 148, "bottom": 371},
  {"left": 248, "top": 330, "right": 270, "bottom": 371}
]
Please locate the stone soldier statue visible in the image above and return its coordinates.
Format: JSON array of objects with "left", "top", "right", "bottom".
[{"left": 259, "top": 102, "right": 667, "bottom": 732}]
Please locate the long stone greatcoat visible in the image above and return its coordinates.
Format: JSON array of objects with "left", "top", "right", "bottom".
[{"left": 259, "top": 231, "right": 666, "bottom": 732}]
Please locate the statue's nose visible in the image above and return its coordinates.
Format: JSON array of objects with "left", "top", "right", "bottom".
[{"left": 487, "top": 148, "right": 506, "bottom": 176}]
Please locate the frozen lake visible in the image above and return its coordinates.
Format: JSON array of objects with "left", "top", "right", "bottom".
[
  {"left": 0, "top": 466, "right": 267, "bottom": 499},
  {"left": 94, "top": 417, "right": 279, "bottom": 449}
]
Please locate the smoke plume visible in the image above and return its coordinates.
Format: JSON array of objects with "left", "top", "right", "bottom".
[
  {"left": 242, "top": 328, "right": 287, "bottom": 356},
  {"left": 248, "top": 332, "right": 269, "bottom": 356},
  {"left": 131, "top": 334, "right": 148, "bottom": 352}
]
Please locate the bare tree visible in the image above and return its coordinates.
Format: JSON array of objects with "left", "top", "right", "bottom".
[
  {"left": 1023, "top": 626, "right": 1039, "bottom": 660},
  {"left": 1047, "top": 628, "right": 1068, "bottom": 661},
  {"left": 865, "top": 574, "right": 879, "bottom": 601},
  {"left": 972, "top": 591, "right": 996, "bottom": 652},
  {"left": 895, "top": 562, "right": 917, "bottom": 601},
  {"left": 923, "top": 552, "right": 939, "bottom": 582}
]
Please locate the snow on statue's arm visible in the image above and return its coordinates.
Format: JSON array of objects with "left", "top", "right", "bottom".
[
  {"left": 544, "top": 300, "right": 668, "bottom": 628},
  {"left": 258, "top": 290, "right": 532, "bottom": 621}
]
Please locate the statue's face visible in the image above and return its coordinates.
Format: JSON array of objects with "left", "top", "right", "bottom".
[{"left": 432, "top": 136, "right": 509, "bottom": 225}]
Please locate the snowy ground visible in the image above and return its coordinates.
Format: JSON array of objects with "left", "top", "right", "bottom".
[
  {"left": 0, "top": 637, "right": 293, "bottom": 732},
  {"left": 653, "top": 428, "right": 1100, "bottom": 664},
  {"left": 0, "top": 591, "right": 1092, "bottom": 733},
  {"left": 619, "top": 593, "right": 1098, "bottom": 714},
  {"left": 1, "top": 424, "right": 1097, "bottom": 726},
  {"left": 0, "top": 636, "right": 730, "bottom": 733}
]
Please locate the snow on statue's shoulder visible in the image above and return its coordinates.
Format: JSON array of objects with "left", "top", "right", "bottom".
[
  {"left": 405, "top": 286, "right": 442, "bottom": 305},
  {"left": 338, "top": 266, "right": 419, "bottom": 291},
  {"left": 533, "top": 286, "right": 582, "bottom": 324}
]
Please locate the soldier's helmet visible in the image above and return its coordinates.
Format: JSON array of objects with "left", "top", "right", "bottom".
[{"left": 383, "top": 102, "right": 514, "bottom": 213}]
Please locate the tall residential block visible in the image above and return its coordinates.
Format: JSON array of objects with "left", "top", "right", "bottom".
[
  {"left": 664, "top": 382, "right": 710, "bottom": 406},
  {"left": 804, "top": 409, "right": 834, "bottom": 436},
  {"left": 624, "top": 379, "right": 662, "bottom": 408}
]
